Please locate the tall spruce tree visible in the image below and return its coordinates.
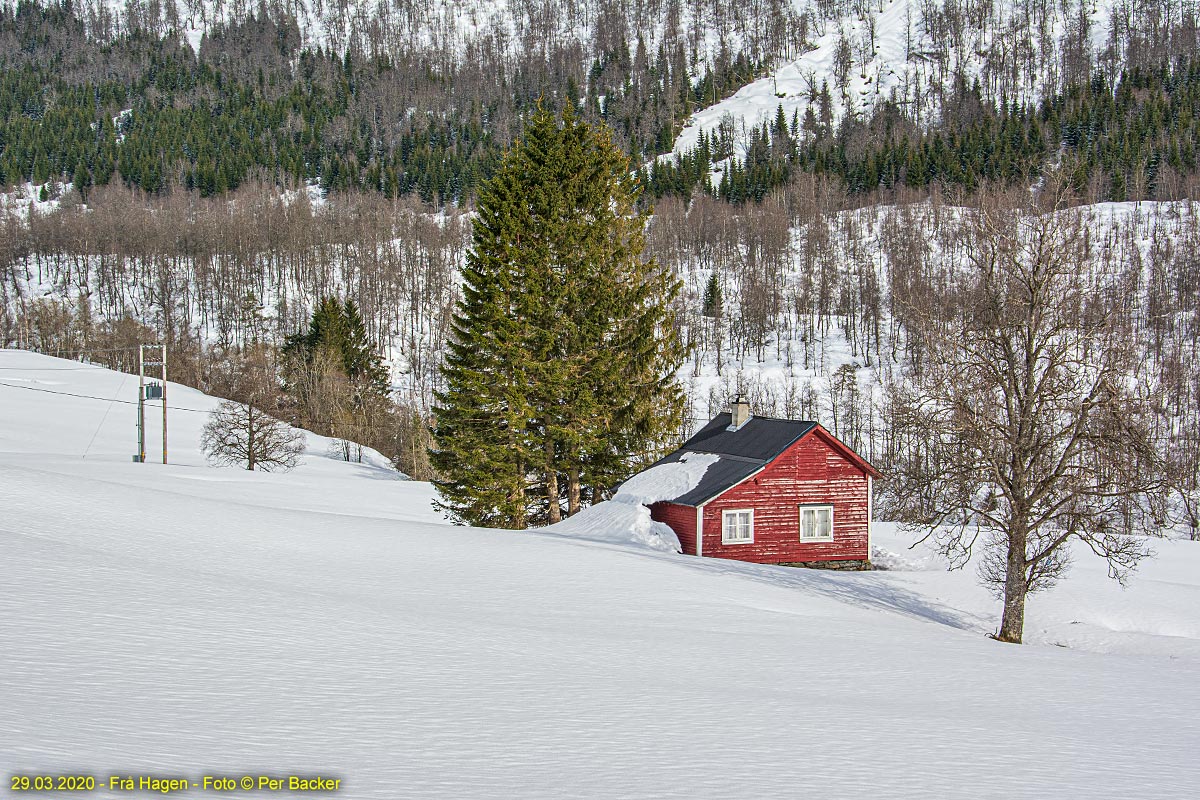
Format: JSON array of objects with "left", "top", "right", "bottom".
[
  {"left": 282, "top": 297, "right": 391, "bottom": 459},
  {"left": 434, "top": 103, "right": 685, "bottom": 528},
  {"left": 284, "top": 296, "right": 388, "bottom": 395}
]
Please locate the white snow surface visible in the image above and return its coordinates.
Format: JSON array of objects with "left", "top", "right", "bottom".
[
  {"left": 546, "top": 452, "right": 718, "bottom": 552},
  {"left": 3, "top": 350, "right": 1200, "bottom": 798},
  {"left": 617, "top": 451, "right": 718, "bottom": 504}
]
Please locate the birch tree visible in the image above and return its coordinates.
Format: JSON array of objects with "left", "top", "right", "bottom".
[{"left": 887, "top": 192, "right": 1166, "bottom": 643}]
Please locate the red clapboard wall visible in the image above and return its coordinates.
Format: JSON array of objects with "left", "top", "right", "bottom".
[
  {"left": 651, "top": 501, "right": 699, "bottom": 554},
  {"left": 650, "top": 426, "right": 872, "bottom": 565}
]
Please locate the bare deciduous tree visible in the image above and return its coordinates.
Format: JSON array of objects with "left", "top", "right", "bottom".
[
  {"left": 201, "top": 401, "right": 305, "bottom": 472},
  {"left": 886, "top": 191, "right": 1167, "bottom": 643}
]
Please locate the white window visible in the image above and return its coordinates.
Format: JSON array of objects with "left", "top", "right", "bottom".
[
  {"left": 800, "top": 505, "right": 834, "bottom": 542},
  {"left": 722, "top": 509, "right": 754, "bottom": 544}
]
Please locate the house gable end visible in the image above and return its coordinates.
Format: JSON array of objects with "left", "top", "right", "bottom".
[
  {"left": 698, "top": 429, "right": 872, "bottom": 564},
  {"left": 699, "top": 425, "right": 874, "bottom": 506},
  {"left": 809, "top": 425, "right": 881, "bottom": 479}
]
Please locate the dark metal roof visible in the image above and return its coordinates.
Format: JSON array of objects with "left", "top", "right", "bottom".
[
  {"left": 678, "top": 413, "right": 817, "bottom": 462},
  {"left": 645, "top": 414, "right": 818, "bottom": 507}
]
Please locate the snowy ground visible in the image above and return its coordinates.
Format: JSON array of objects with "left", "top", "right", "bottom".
[{"left": 2, "top": 350, "right": 1199, "bottom": 798}]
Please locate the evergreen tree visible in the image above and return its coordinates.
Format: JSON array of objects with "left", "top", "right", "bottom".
[
  {"left": 284, "top": 296, "right": 388, "bottom": 394},
  {"left": 282, "top": 296, "right": 391, "bottom": 457},
  {"left": 434, "top": 104, "right": 685, "bottom": 528},
  {"left": 702, "top": 271, "right": 723, "bottom": 318}
]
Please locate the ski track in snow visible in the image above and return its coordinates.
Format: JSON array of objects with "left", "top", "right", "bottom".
[{"left": 2, "top": 350, "right": 1200, "bottom": 798}]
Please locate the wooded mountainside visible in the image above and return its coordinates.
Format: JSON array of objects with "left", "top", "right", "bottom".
[
  {"left": 2, "top": 0, "right": 1199, "bottom": 533},
  {"left": 0, "top": 0, "right": 769, "bottom": 203},
  {"left": 3, "top": 2, "right": 1200, "bottom": 203}
]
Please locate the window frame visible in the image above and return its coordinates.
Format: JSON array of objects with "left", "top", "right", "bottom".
[
  {"left": 799, "top": 504, "right": 834, "bottom": 542},
  {"left": 721, "top": 508, "right": 755, "bottom": 545}
]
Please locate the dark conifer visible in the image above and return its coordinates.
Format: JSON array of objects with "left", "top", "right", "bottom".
[
  {"left": 285, "top": 296, "right": 388, "bottom": 395},
  {"left": 434, "top": 103, "right": 685, "bottom": 528}
]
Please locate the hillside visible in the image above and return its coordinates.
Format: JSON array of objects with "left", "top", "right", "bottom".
[
  {"left": 4, "top": 0, "right": 1197, "bottom": 203},
  {"left": 3, "top": 350, "right": 1200, "bottom": 797},
  {"left": 9, "top": 186, "right": 1197, "bottom": 480}
]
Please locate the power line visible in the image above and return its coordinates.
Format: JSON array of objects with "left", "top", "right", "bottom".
[
  {"left": 0, "top": 365, "right": 111, "bottom": 371},
  {"left": 82, "top": 372, "right": 129, "bottom": 459},
  {"left": 1, "top": 347, "right": 144, "bottom": 355},
  {"left": 0, "top": 380, "right": 211, "bottom": 413},
  {"left": 0, "top": 380, "right": 407, "bottom": 433}
]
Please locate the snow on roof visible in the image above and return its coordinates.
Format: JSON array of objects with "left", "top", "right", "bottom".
[
  {"left": 615, "top": 451, "right": 720, "bottom": 505},
  {"left": 545, "top": 453, "right": 718, "bottom": 552},
  {"left": 644, "top": 413, "right": 816, "bottom": 506}
]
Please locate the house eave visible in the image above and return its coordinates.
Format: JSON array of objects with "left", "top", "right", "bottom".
[{"left": 659, "top": 460, "right": 771, "bottom": 508}]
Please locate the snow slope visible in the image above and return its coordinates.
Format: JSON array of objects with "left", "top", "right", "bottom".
[
  {"left": 675, "top": 0, "right": 926, "bottom": 154},
  {"left": 45, "top": 0, "right": 751, "bottom": 65},
  {"left": 0, "top": 349, "right": 434, "bottom": 523},
  {"left": 673, "top": 0, "right": 1118, "bottom": 158},
  {"left": 3, "top": 350, "right": 1200, "bottom": 798}
]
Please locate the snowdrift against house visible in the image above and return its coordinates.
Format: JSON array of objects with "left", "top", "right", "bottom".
[{"left": 545, "top": 453, "right": 718, "bottom": 552}]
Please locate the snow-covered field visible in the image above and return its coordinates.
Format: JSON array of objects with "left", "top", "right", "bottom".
[{"left": 3, "top": 350, "right": 1199, "bottom": 798}]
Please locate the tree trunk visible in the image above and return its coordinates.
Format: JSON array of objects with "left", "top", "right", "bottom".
[
  {"left": 546, "top": 473, "right": 561, "bottom": 524},
  {"left": 247, "top": 406, "right": 256, "bottom": 471},
  {"left": 996, "top": 529, "right": 1029, "bottom": 643},
  {"left": 545, "top": 440, "right": 561, "bottom": 524},
  {"left": 512, "top": 457, "right": 526, "bottom": 530},
  {"left": 567, "top": 467, "right": 581, "bottom": 517},
  {"left": 715, "top": 317, "right": 724, "bottom": 376}
]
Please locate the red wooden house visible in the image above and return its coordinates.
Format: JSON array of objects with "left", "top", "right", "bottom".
[{"left": 648, "top": 398, "right": 880, "bottom": 568}]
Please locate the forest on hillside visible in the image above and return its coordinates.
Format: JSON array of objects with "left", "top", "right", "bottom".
[
  {"left": 4, "top": 1, "right": 1200, "bottom": 203},
  {"left": 2, "top": 0, "right": 1200, "bottom": 533},
  {"left": 6, "top": 177, "right": 1200, "bottom": 537},
  {"left": 0, "top": 0, "right": 773, "bottom": 202}
]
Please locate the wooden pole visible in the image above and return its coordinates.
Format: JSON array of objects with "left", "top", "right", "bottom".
[
  {"left": 161, "top": 343, "right": 168, "bottom": 464},
  {"left": 137, "top": 345, "right": 145, "bottom": 463}
]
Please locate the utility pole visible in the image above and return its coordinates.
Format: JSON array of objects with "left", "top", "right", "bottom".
[
  {"left": 134, "top": 343, "right": 168, "bottom": 464},
  {"left": 136, "top": 346, "right": 144, "bottom": 462},
  {"left": 162, "top": 343, "right": 167, "bottom": 464}
]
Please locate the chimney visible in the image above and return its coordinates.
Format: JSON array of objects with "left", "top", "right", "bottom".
[{"left": 728, "top": 395, "right": 751, "bottom": 431}]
